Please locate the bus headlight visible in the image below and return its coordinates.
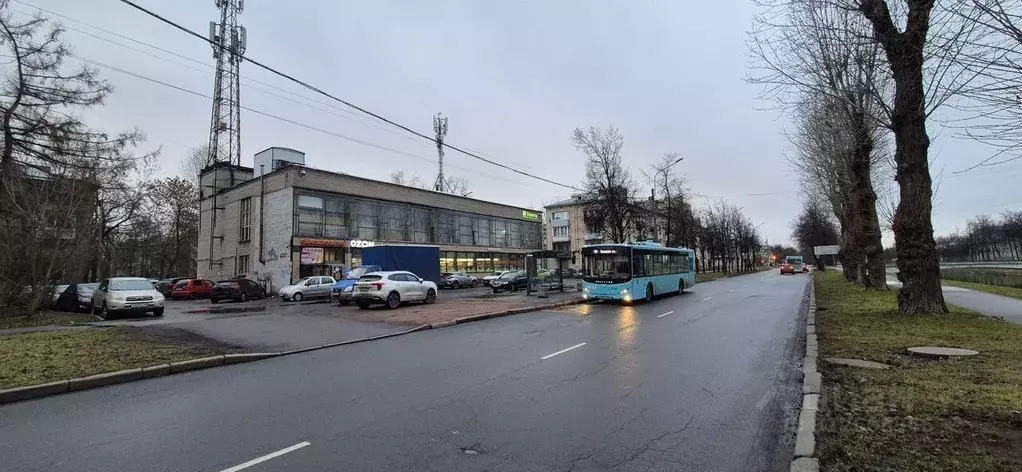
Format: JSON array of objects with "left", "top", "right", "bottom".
[
  {"left": 623, "top": 295, "right": 632, "bottom": 302},
  {"left": 620, "top": 288, "right": 629, "bottom": 294}
]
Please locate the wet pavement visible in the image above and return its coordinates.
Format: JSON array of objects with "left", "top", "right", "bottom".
[{"left": 0, "top": 271, "right": 808, "bottom": 471}]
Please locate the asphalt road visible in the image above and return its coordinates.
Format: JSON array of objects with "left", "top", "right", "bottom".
[{"left": 0, "top": 271, "right": 808, "bottom": 472}]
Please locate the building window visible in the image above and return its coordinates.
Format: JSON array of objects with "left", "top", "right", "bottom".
[
  {"left": 239, "top": 198, "right": 252, "bottom": 242},
  {"left": 238, "top": 254, "right": 250, "bottom": 275},
  {"left": 552, "top": 241, "right": 570, "bottom": 253},
  {"left": 457, "top": 215, "right": 474, "bottom": 245},
  {"left": 412, "top": 209, "right": 430, "bottom": 243},
  {"left": 553, "top": 225, "right": 569, "bottom": 237},
  {"left": 552, "top": 211, "right": 568, "bottom": 221},
  {"left": 383, "top": 204, "right": 407, "bottom": 241},
  {"left": 298, "top": 195, "right": 323, "bottom": 209},
  {"left": 356, "top": 201, "right": 378, "bottom": 240},
  {"left": 493, "top": 220, "right": 508, "bottom": 247},
  {"left": 476, "top": 218, "right": 491, "bottom": 246},
  {"left": 509, "top": 222, "right": 522, "bottom": 248}
]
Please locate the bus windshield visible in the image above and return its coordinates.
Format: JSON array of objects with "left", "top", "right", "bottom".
[
  {"left": 785, "top": 256, "right": 803, "bottom": 265},
  {"left": 583, "top": 247, "right": 631, "bottom": 282}
]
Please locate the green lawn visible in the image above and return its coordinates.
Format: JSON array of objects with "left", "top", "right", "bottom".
[
  {"left": 696, "top": 272, "right": 727, "bottom": 283},
  {"left": 0, "top": 311, "right": 98, "bottom": 330},
  {"left": 0, "top": 327, "right": 224, "bottom": 390},
  {"left": 942, "top": 279, "right": 1022, "bottom": 301},
  {"left": 815, "top": 271, "right": 1022, "bottom": 472}
]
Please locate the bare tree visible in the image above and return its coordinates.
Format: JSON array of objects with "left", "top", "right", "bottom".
[
  {"left": 644, "top": 153, "right": 694, "bottom": 247},
  {"left": 389, "top": 169, "right": 472, "bottom": 197},
  {"left": 179, "top": 144, "right": 209, "bottom": 181},
  {"left": 572, "top": 126, "right": 635, "bottom": 243}
]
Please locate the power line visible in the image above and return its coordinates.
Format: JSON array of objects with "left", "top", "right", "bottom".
[
  {"left": 116, "top": 0, "right": 581, "bottom": 191},
  {"left": 65, "top": 53, "right": 528, "bottom": 186}
]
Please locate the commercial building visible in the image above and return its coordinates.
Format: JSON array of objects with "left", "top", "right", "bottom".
[
  {"left": 544, "top": 194, "right": 665, "bottom": 271},
  {"left": 197, "top": 148, "right": 543, "bottom": 291}
]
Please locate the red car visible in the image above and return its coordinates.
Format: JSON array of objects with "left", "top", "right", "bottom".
[
  {"left": 779, "top": 263, "right": 795, "bottom": 275},
  {"left": 171, "top": 279, "right": 215, "bottom": 299}
]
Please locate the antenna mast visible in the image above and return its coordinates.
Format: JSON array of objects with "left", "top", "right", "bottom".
[{"left": 432, "top": 112, "right": 448, "bottom": 192}]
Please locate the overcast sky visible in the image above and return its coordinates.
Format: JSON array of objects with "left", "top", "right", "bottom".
[{"left": 12, "top": 0, "right": 1022, "bottom": 246}]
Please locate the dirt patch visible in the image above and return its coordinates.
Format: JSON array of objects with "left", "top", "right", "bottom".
[{"left": 127, "top": 325, "right": 245, "bottom": 353}]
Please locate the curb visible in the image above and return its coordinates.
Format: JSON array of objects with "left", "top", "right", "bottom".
[
  {"left": 790, "top": 274, "right": 821, "bottom": 472},
  {"left": 428, "top": 297, "right": 587, "bottom": 330}
]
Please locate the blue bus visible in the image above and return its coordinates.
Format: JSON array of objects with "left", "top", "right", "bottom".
[{"left": 581, "top": 241, "right": 696, "bottom": 303}]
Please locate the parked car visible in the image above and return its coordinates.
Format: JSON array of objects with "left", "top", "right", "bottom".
[
  {"left": 330, "top": 265, "right": 383, "bottom": 306},
  {"left": 353, "top": 271, "right": 438, "bottom": 309},
  {"left": 51, "top": 284, "right": 70, "bottom": 306},
  {"left": 171, "top": 278, "right": 215, "bottom": 299},
  {"left": 211, "top": 278, "right": 265, "bottom": 303},
  {"left": 482, "top": 271, "right": 514, "bottom": 287},
  {"left": 439, "top": 272, "right": 478, "bottom": 289},
  {"left": 91, "top": 277, "right": 165, "bottom": 319},
  {"left": 55, "top": 283, "right": 100, "bottom": 312},
  {"left": 490, "top": 270, "right": 529, "bottom": 293},
  {"left": 155, "top": 277, "right": 190, "bottom": 297},
  {"left": 279, "top": 276, "right": 336, "bottom": 302}
]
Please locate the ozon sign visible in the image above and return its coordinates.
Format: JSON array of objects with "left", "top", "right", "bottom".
[{"left": 348, "top": 239, "right": 376, "bottom": 248}]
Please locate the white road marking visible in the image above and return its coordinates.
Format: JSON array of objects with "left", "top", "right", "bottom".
[
  {"left": 703, "top": 296, "right": 714, "bottom": 301},
  {"left": 219, "top": 442, "right": 311, "bottom": 472},
  {"left": 755, "top": 390, "right": 774, "bottom": 411},
  {"left": 541, "top": 342, "right": 587, "bottom": 360},
  {"left": 657, "top": 311, "right": 674, "bottom": 318},
  {"left": 728, "top": 289, "right": 734, "bottom": 292}
]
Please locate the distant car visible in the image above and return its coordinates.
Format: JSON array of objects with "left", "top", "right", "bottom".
[
  {"left": 155, "top": 277, "right": 190, "bottom": 297},
  {"left": 279, "top": 276, "right": 336, "bottom": 302},
  {"left": 439, "top": 272, "right": 477, "bottom": 289},
  {"left": 91, "top": 277, "right": 165, "bottom": 319},
  {"left": 780, "top": 263, "right": 795, "bottom": 275},
  {"left": 353, "top": 271, "right": 438, "bottom": 309},
  {"left": 491, "top": 270, "right": 529, "bottom": 293},
  {"left": 211, "top": 278, "right": 265, "bottom": 303},
  {"left": 51, "top": 284, "right": 70, "bottom": 306},
  {"left": 482, "top": 271, "right": 513, "bottom": 286},
  {"left": 55, "top": 282, "right": 100, "bottom": 312},
  {"left": 331, "top": 265, "right": 383, "bottom": 306},
  {"left": 171, "top": 278, "right": 215, "bottom": 299}
]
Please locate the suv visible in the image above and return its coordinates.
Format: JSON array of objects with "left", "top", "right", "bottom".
[
  {"left": 353, "top": 271, "right": 438, "bottom": 309},
  {"left": 440, "top": 272, "right": 478, "bottom": 289},
  {"left": 211, "top": 278, "right": 265, "bottom": 303},
  {"left": 92, "top": 277, "right": 165, "bottom": 319},
  {"left": 331, "top": 265, "right": 383, "bottom": 306}
]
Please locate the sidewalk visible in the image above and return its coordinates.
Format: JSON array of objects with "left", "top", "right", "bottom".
[
  {"left": 333, "top": 290, "right": 584, "bottom": 326},
  {"left": 885, "top": 275, "right": 1022, "bottom": 325}
]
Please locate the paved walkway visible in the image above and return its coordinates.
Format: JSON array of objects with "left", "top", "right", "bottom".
[{"left": 884, "top": 269, "right": 1022, "bottom": 325}]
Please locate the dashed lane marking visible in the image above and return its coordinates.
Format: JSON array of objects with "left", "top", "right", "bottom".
[
  {"left": 219, "top": 442, "right": 311, "bottom": 472},
  {"left": 541, "top": 342, "right": 587, "bottom": 360}
]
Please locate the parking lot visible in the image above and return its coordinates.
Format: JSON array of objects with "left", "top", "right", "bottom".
[{"left": 89, "top": 281, "right": 582, "bottom": 352}]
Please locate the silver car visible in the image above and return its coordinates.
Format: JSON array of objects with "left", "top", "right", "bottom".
[
  {"left": 279, "top": 276, "right": 336, "bottom": 301},
  {"left": 440, "top": 272, "right": 478, "bottom": 289},
  {"left": 91, "top": 277, "right": 166, "bottom": 319}
]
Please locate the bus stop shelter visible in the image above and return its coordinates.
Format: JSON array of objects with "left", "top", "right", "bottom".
[{"left": 525, "top": 250, "right": 571, "bottom": 295}]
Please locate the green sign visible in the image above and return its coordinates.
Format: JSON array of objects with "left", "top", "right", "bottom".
[{"left": 521, "top": 210, "right": 539, "bottom": 221}]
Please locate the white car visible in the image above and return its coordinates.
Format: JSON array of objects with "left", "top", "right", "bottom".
[
  {"left": 352, "top": 271, "right": 438, "bottom": 309},
  {"left": 482, "top": 271, "right": 514, "bottom": 287},
  {"left": 92, "top": 277, "right": 165, "bottom": 319},
  {"left": 279, "top": 276, "right": 336, "bottom": 302}
]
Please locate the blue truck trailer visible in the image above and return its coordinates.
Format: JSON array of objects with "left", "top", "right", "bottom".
[{"left": 360, "top": 245, "right": 442, "bottom": 284}]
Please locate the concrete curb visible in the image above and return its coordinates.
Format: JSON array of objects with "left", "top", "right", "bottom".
[
  {"left": 0, "top": 298, "right": 577, "bottom": 405},
  {"left": 790, "top": 274, "right": 821, "bottom": 471},
  {"left": 428, "top": 297, "right": 587, "bottom": 329}
]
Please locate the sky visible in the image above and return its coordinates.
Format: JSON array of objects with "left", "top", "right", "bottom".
[{"left": 7, "top": 0, "right": 1021, "bottom": 247}]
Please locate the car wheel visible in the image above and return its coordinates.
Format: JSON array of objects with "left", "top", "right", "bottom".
[
  {"left": 451, "top": 281, "right": 460, "bottom": 290},
  {"left": 424, "top": 289, "right": 437, "bottom": 304},
  {"left": 471, "top": 280, "right": 478, "bottom": 288},
  {"left": 153, "top": 307, "right": 164, "bottom": 317},
  {"left": 385, "top": 291, "right": 401, "bottom": 309},
  {"left": 210, "top": 298, "right": 219, "bottom": 304},
  {"left": 292, "top": 292, "right": 304, "bottom": 302},
  {"left": 240, "top": 292, "right": 248, "bottom": 302},
  {"left": 356, "top": 301, "right": 371, "bottom": 310},
  {"left": 645, "top": 283, "right": 653, "bottom": 303},
  {"left": 101, "top": 303, "right": 112, "bottom": 320}
]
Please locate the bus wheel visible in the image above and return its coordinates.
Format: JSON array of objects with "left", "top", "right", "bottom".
[
  {"left": 678, "top": 279, "right": 685, "bottom": 294},
  {"left": 645, "top": 283, "right": 653, "bottom": 303}
]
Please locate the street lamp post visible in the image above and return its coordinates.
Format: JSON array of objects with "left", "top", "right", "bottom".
[{"left": 653, "top": 156, "right": 684, "bottom": 246}]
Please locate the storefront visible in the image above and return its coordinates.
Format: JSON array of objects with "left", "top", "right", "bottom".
[
  {"left": 439, "top": 251, "right": 526, "bottom": 274},
  {"left": 295, "top": 237, "right": 378, "bottom": 280}
]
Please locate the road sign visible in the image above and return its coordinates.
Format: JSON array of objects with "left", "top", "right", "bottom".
[{"left": 814, "top": 245, "right": 839, "bottom": 256}]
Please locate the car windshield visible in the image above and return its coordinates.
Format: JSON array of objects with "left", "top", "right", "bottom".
[
  {"left": 499, "top": 271, "right": 520, "bottom": 279},
  {"left": 359, "top": 275, "right": 383, "bottom": 282},
  {"left": 215, "top": 281, "right": 239, "bottom": 287},
  {"left": 174, "top": 280, "right": 191, "bottom": 288},
  {"left": 108, "top": 279, "right": 155, "bottom": 291},
  {"left": 346, "top": 267, "right": 371, "bottom": 279},
  {"left": 293, "top": 277, "right": 312, "bottom": 286}
]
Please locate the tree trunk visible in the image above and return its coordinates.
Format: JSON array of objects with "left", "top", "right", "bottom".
[
  {"left": 849, "top": 109, "right": 888, "bottom": 291},
  {"left": 889, "top": 70, "right": 947, "bottom": 313}
]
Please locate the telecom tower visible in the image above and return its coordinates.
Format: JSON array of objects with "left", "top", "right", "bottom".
[
  {"left": 206, "top": 0, "right": 246, "bottom": 271},
  {"left": 207, "top": 0, "right": 246, "bottom": 168},
  {"left": 432, "top": 113, "right": 448, "bottom": 192}
]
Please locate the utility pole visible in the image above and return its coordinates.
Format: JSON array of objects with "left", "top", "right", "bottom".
[
  {"left": 206, "top": 0, "right": 246, "bottom": 271},
  {"left": 432, "top": 113, "right": 448, "bottom": 192}
]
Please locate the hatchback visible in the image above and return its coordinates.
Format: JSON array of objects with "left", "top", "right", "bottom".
[{"left": 171, "top": 279, "right": 215, "bottom": 299}]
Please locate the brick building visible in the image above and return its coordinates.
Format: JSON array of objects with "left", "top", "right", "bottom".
[{"left": 197, "top": 149, "right": 543, "bottom": 292}]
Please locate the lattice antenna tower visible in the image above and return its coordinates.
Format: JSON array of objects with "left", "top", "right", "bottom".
[
  {"left": 206, "top": 0, "right": 246, "bottom": 167},
  {"left": 433, "top": 113, "right": 448, "bottom": 192}
]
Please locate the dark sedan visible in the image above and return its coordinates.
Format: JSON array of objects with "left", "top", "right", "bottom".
[
  {"left": 490, "top": 271, "right": 529, "bottom": 293},
  {"left": 54, "top": 283, "right": 100, "bottom": 312},
  {"left": 210, "top": 278, "right": 265, "bottom": 303}
]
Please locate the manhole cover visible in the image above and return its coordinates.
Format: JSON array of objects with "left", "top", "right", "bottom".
[{"left": 906, "top": 346, "right": 980, "bottom": 358}]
